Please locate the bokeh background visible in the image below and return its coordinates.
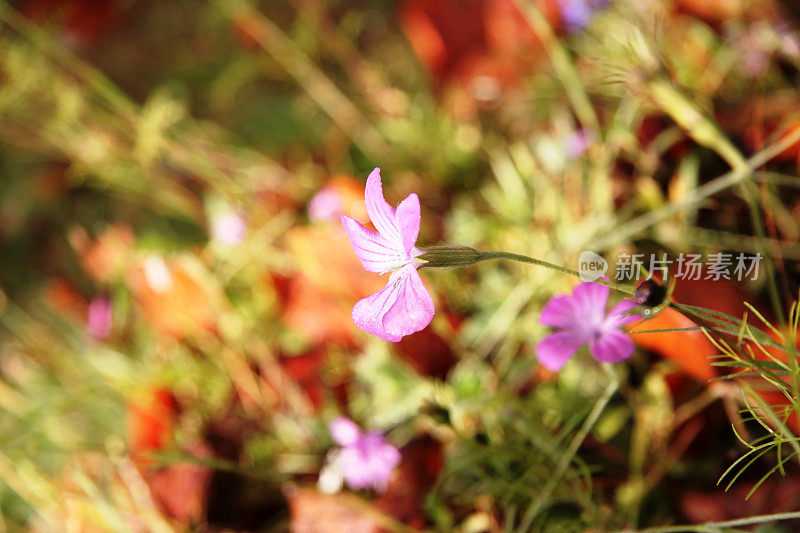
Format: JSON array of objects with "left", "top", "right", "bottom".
[{"left": 2, "top": 0, "right": 800, "bottom": 530}]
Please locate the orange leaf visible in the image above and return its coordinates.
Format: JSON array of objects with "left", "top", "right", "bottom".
[
  {"left": 630, "top": 307, "right": 717, "bottom": 382},
  {"left": 287, "top": 487, "right": 381, "bottom": 533}
]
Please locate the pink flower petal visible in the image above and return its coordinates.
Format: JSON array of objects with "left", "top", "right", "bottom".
[
  {"left": 340, "top": 432, "right": 400, "bottom": 491},
  {"left": 380, "top": 267, "right": 435, "bottom": 340},
  {"left": 539, "top": 294, "right": 578, "bottom": 329},
  {"left": 352, "top": 279, "right": 403, "bottom": 342},
  {"left": 572, "top": 281, "right": 610, "bottom": 324},
  {"left": 372, "top": 433, "right": 402, "bottom": 469},
  {"left": 364, "top": 168, "right": 403, "bottom": 248},
  {"left": 340, "top": 214, "right": 407, "bottom": 274},
  {"left": 395, "top": 193, "right": 421, "bottom": 254},
  {"left": 604, "top": 299, "right": 640, "bottom": 329},
  {"left": 340, "top": 448, "right": 373, "bottom": 489},
  {"left": 535, "top": 331, "right": 586, "bottom": 371},
  {"left": 351, "top": 265, "right": 434, "bottom": 342},
  {"left": 589, "top": 329, "right": 635, "bottom": 363},
  {"left": 87, "top": 296, "right": 112, "bottom": 340},
  {"left": 330, "top": 417, "right": 361, "bottom": 447}
]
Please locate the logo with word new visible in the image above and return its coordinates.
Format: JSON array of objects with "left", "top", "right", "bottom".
[{"left": 578, "top": 251, "right": 608, "bottom": 282}]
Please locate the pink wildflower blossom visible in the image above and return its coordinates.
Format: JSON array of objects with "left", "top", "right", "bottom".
[
  {"left": 564, "top": 128, "right": 594, "bottom": 159},
  {"left": 559, "top": 0, "right": 608, "bottom": 32},
  {"left": 87, "top": 295, "right": 112, "bottom": 340},
  {"left": 308, "top": 187, "right": 343, "bottom": 221},
  {"left": 340, "top": 168, "right": 434, "bottom": 342},
  {"left": 319, "top": 417, "right": 401, "bottom": 493},
  {"left": 211, "top": 211, "right": 247, "bottom": 246},
  {"left": 536, "top": 281, "right": 639, "bottom": 371}
]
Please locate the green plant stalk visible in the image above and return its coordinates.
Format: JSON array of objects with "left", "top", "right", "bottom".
[
  {"left": 687, "top": 299, "right": 800, "bottom": 443},
  {"left": 648, "top": 79, "right": 747, "bottom": 172},
  {"left": 510, "top": 0, "right": 613, "bottom": 214},
  {"left": 740, "top": 179, "right": 786, "bottom": 326},
  {"left": 419, "top": 247, "right": 636, "bottom": 295},
  {"left": 639, "top": 510, "right": 800, "bottom": 533},
  {"left": 742, "top": 299, "right": 800, "bottom": 435},
  {"left": 0, "top": 1, "right": 138, "bottom": 117},
  {"left": 0, "top": 1, "right": 283, "bottom": 202},
  {"left": 480, "top": 251, "right": 635, "bottom": 294},
  {"left": 651, "top": 67, "right": 796, "bottom": 433},
  {"left": 515, "top": 365, "right": 620, "bottom": 532},
  {"left": 511, "top": 0, "right": 598, "bottom": 130},
  {"left": 741, "top": 380, "right": 800, "bottom": 467},
  {"left": 789, "top": 301, "right": 800, "bottom": 441},
  {"left": 594, "top": 84, "right": 800, "bottom": 251},
  {"left": 648, "top": 77, "right": 786, "bottom": 326},
  {"left": 213, "top": 0, "right": 389, "bottom": 158}
]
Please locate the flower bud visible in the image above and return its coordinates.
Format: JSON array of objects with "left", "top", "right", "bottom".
[
  {"left": 635, "top": 278, "right": 667, "bottom": 307},
  {"left": 417, "top": 246, "right": 485, "bottom": 268}
]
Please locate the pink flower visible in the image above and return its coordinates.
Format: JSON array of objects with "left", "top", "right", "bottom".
[
  {"left": 340, "top": 168, "right": 434, "bottom": 342},
  {"left": 558, "top": 0, "right": 608, "bottom": 32},
  {"left": 322, "top": 417, "right": 401, "bottom": 492},
  {"left": 87, "top": 295, "right": 112, "bottom": 340},
  {"left": 536, "top": 281, "right": 639, "bottom": 371},
  {"left": 211, "top": 211, "right": 247, "bottom": 246},
  {"left": 308, "top": 188, "right": 343, "bottom": 221},
  {"left": 564, "top": 128, "right": 594, "bottom": 159}
]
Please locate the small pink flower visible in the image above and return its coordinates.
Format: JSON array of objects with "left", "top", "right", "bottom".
[
  {"left": 308, "top": 188, "right": 343, "bottom": 221},
  {"left": 558, "top": 0, "right": 608, "bottom": 32},
  {"left": 87, "top": 296, "right": 112, "bottom": 340},
  {"left": 324, "top": 417, "right": 401, "bottom": 492},
  {"left": 536, "top": 281, "right": 639, "bottom": 371},
  {"left": 564, "top": 128, "right": 594, "bottom": 159},
  {"left": 340, "top": 168, "right": 434, "bottom": 342},
  {"left": 211, "top": 212, "right": 247, "bottom": 246}
]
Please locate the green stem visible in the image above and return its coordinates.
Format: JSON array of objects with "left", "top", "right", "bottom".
[
  {"left": 740, "top": 179, "right": 786, "bottom": 326},
  {"left": 592, "top": 93, "right": 800, "bottom": 251},
  {"left": 213, "top": 0, "right": 389, "bottom": 158},
  {"left": 639, "top": 510, "right": 800, "bottom": 533},
  {"left": 647, "top": 73, "right": 786, "bottom": 326},
  {"left": 511, "top": 0, "right": 598, "bottom": 130},
  {"left": 478, "top": 251, "right": 635, "bottom": 295},
  {"left": 515, "top": 365, "right": 620, "bottom": 532}
]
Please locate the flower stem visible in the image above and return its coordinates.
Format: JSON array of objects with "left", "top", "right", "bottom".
[
  {"left": 477, "top": 251, "right": 636, "bottom": 295},
  {"left": 515, "top": 364, "right": 620, "bottom": 532},
  {"left": 419, "top": 246, "right": 636, "bottom": 294},
  {"left": 638, "top": 510, "right": 800, "bottom": 532}
]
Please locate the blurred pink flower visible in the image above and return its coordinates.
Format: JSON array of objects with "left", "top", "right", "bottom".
[
  {"left": 536, "top": 281, "right": 639, "bottom": 371},
  {"left": 321, "top": 417, "right": 401, "bottom": 493},
  {"left": 211, "top": 211, "right": 247, "bottom": 246},
  {"left": 564, "top": 128, "right": 594, "bottom": 159},
  {"left": 308, "top": 188, "right": 343, "bottom": 221},
  {"left": 558, "top": 0, "right": 607, "bottom": 32},
  {"left": 87, "top": 295, "right": 112, "bottom": 340},
  {"left": 340, "top": 168, "right": 434, "bottom": 342}
]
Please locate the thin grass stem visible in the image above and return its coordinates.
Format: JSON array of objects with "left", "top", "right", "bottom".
[
  {"left": 639, "top": 510, "right": 800, "bottom": 532},
  {"left": 515, "top": 365, "right": 619, "bottom": 532}
]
